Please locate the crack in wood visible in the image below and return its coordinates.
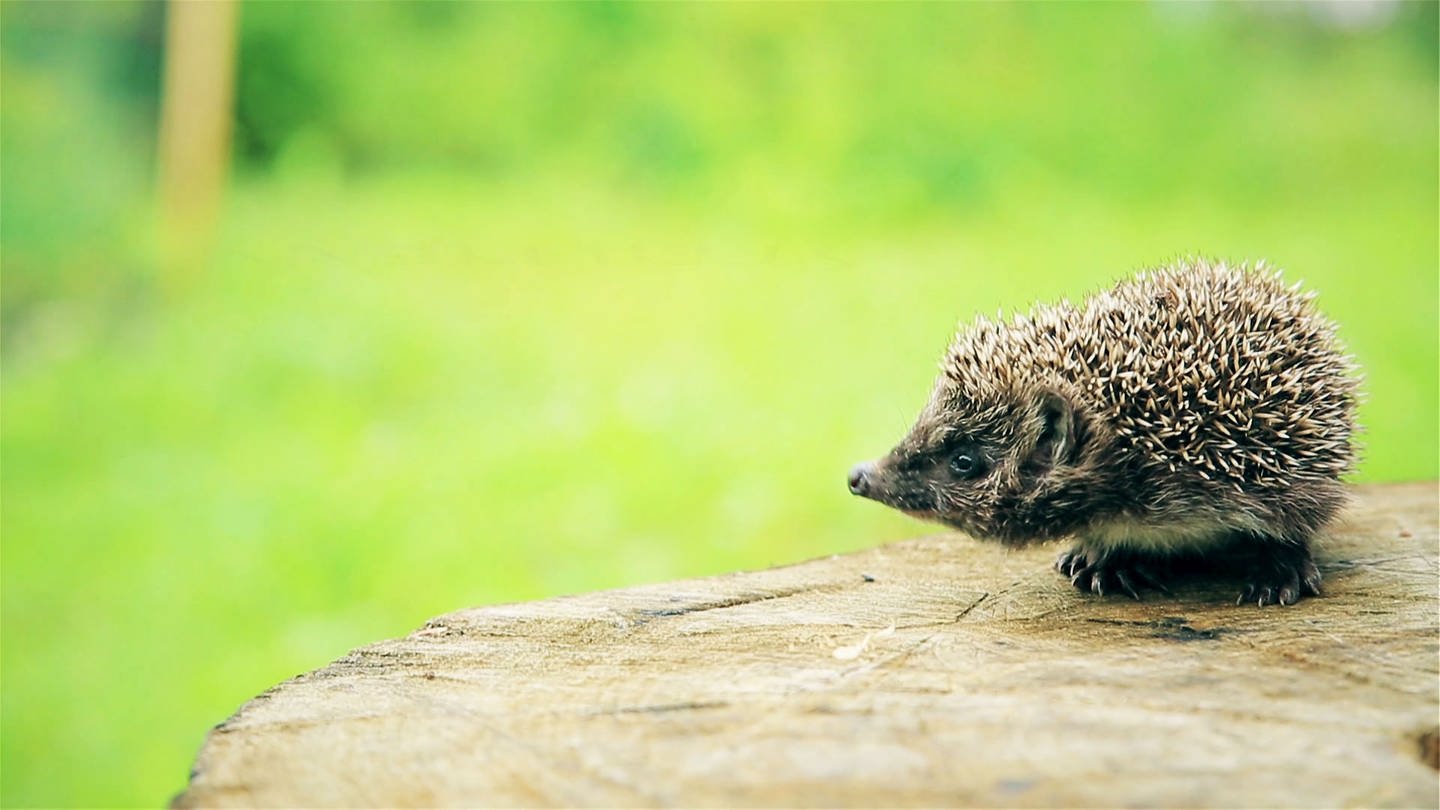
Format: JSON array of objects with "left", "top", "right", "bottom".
[
  {"left": 1084, "top": 616, "right": 1230, "bottom": 642},
  {"left": 591, "top": 700, "right": 730, "bottom": 716},
  {"left": 630, "top": 583, "right": 830, "bottom": 622}
]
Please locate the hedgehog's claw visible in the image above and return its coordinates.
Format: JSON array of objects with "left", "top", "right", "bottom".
[
  {"left": 1277, "top": 566, "right": 1302, "bottom": 606},
  {"left": 1299, "top": 558, "right": 1323, "bottom": 597},
  {"left": 1054, "top": 549, "right": 1084, "bottom": 578},
  {"left": 1114, "top": 569, "right": 1141, "bottom": 601},
  {"left": 1238, "top": 584, "right": 1278, "bottom": 607},
  {"left": 1059, "top": 544, "right": 1169, "bottom": 601},
  {"left": 1131, "top": 563, "right": 1173, "bottom": 596},
  {"left": 1236, "top": 541, "right": 1323, "bottom": 607}
]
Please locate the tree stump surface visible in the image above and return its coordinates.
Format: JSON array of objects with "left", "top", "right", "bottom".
[{"left": 176, "top": 483, "right": 1440, "bottom": 808}]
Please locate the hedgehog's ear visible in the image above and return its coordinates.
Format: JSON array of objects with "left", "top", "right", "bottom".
[{"left": 1032, "top": 390, "right": 1080, "bottom": 469}]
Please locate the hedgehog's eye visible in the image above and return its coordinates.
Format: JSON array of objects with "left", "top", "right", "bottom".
[{"left": 948, "top": 447, "right": 984, "bottom": 479}]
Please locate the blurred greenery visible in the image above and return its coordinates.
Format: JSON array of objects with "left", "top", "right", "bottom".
[{"left": 2, "top": 1, "right": 1436, "bottom": 806}]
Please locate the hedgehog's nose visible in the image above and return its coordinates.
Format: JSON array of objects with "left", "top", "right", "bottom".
[{"left": 848, "top": 462, "right": 875, "bottom": 496}]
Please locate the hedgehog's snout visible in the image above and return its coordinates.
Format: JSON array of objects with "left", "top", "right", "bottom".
[{"left": 848, "top": 461, "right": 877, "bottom": 497}]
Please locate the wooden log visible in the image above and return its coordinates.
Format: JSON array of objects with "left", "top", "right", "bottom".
[{"left": 175, "top": 483, "right": 1440, "bottom": 808}]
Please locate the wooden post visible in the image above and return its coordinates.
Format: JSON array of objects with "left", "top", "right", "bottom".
[
  {"left": 174, "top": 483, "right": 1440, "bottom": 808},
  {"left": 156, "top": 0, "right": 239, "bottom": 286}
]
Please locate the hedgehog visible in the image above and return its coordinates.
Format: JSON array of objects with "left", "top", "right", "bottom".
[{"left": 847, "top": 258, "right": 1359, "bottom": 606}]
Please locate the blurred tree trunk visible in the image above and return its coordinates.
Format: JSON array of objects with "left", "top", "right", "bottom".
[{"left": 156, "top": 0, "right": 239, "bottom": 286}]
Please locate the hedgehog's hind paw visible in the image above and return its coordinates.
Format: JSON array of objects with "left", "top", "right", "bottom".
[
  {"left": 1236, "top": 542, "right": 1322, "bottom": 607},
  {"left": 1057, "top": 545, "right": 1172, "bottom": 601}
]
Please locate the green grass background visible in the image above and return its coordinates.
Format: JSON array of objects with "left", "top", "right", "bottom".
[{"left": 2, "top": 3, "right": 1436, "bottom": 806}]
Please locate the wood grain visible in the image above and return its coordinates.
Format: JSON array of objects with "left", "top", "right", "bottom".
[{"left": 175, "top": 482, "right": 1440, "bottom": 808}]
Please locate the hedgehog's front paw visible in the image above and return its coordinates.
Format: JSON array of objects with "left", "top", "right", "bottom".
[
  {"left": 1237, "top": 543, "right": 1322, "bottom": 607},
  {"left": 1056, "top": 545, "right": 1171, "bottom": 601}
]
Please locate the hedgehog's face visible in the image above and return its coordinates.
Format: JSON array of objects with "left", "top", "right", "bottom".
[{"left": 847, "top": 383, "right": 1087, "bottom": 544}]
